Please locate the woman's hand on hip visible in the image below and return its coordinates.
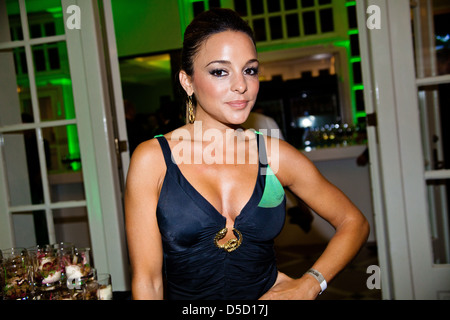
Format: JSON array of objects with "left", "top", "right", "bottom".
[{"left": 259, "top": 271, "right": 321, "bottom": 300}]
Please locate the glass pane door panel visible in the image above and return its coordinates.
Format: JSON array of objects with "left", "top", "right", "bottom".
[
  {"left": 0, "top": 47, "right": 31, "bottom": 126},
  {"left": 1, "top": 0, "right": 89, "bottom": 256},
  {"left": 434, "top": 8, "right": 450, "bottom": 76},
  {"left": 412, "top": 0, "right": 450, "bottom": 265},
  {"left": 53, "top": 207, "right": 91, "bottom": 249},
  {"left": 31, "top": 42, "right": 76, "bottom": 122},
  {"left": 4, "top": 0, "right": 23, "bottom": 41},
  {"left": 1, "top": 125, "right": 83, "bottom": 207},
  {"left": 12, "top": 210, "right": 49, "bottom": 247},
  {"left": 412, "top": 0, "right": 450, "bottom": 78},
  {"left": 11, "top": 207, "right": 91, "bottom": 262},
  {"left": 42, "top": 125, "right": 84, "bottom": 202},
  {"left": 1, "top": 130, "right": 44, "bottom": 206},
  {"left": 426, "top": 179, "right": 450, "bottom": 264},
  {"left": 418, "top": 84, "right": 450, "bottom": 264},
  {"left": 25, "top": 0, "right": 65, "bottom": 39},
  {"left": 418, "top": 84, "right": 450, "bottom": 171}
]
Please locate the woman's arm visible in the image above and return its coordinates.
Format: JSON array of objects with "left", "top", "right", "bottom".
[
  {"left": 124, "top": 139, "right": 166, "bottom": 299},
  {"left": 260, "top": 137, "right": 370, "bottom": 300}
]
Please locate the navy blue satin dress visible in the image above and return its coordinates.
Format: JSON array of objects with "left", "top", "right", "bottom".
[{"left": 155, "top": 132, "right": 286, "bottom": 299}]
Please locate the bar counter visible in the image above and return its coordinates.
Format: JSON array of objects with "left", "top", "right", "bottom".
[{"left": 301, "top": 144, "right": 367, "bottom": 162}]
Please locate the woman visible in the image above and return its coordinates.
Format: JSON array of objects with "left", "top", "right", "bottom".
[{"left": 125, "top": 8, "right": 369, "bottom": 300}]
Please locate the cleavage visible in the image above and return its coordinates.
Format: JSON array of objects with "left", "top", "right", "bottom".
[{"left": 177, "top": 162, "right": 258, "bottom": 221}]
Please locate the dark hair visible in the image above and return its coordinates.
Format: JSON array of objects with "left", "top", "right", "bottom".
[{"left": 181, "top": 8, "right": 256, "bottom": 77}]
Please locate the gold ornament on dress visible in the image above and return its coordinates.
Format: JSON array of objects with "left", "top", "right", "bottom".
[{"left": 214, "top": 227, "right": 243, "bottom": 252}]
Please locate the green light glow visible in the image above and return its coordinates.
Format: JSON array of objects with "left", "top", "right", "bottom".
[
  {"left": 31, "top": 76, "right": 81, "bottom": 171},
  {"left": 344, "top": 2, "right": 365, "bottom": 121},
  {"left": 46, "top": 7, "right": 62, "bottom": 18},
  {"left": 355, "top": 111, "right": 366, "bottom": 119},
  {"left": 332, "top": 40, "right": 350, "bottom": 47},
  {"left": 45, "top": 7, "right": 62, "bottom": 14},
  {"left": 60, "top": 81, "right": 80, "bottom": 171},
  {"left": 56, "top": 101, "right": 62, "bottom": 117},
  {"left": 35, "top": 78, "right": 72, "bottom": 87},
  {"left": 332, "top": 39, "right": 358, "bottom": 124},
  {"left": 67, "top": 124, "right": 81, "bottom": 171}
]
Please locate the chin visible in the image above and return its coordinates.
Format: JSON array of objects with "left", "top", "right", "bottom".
[
  {"left": 231, "top": 110, "right": 252, "bottom": 124},
  {"left": 227, "top": 116, "right": 249, "bottom": 126}
]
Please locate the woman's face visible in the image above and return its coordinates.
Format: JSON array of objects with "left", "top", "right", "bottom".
[{"left": 180, "top": 30, "right": 259, "bottom": 127}]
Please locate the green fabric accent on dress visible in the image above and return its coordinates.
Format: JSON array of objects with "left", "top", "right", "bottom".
[{"left": 258, "top": 165, "right": 285, "bottom": 208}]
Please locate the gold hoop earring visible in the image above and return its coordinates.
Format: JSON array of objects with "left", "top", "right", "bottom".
[{"left": 187, "top": 95, "right": 195, "bottom": 124}]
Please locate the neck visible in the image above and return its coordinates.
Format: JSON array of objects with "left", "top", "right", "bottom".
[
  {"left": 169, "top": 120, "right": 257, "bottom": 166},
  {"left": 187, "top": 120, "right": 252, "bottom": 143}
]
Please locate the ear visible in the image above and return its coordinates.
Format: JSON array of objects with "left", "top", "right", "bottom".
[{"left": 179, "top": 70, "right": 194, "bottom": 97}]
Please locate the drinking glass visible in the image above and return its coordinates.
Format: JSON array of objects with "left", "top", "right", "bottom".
[
  {"left": 53, "top": 286, "right": 73, "bottom": 300},
  {"left": 52, "top": 242, "right": 75, "bottom": 285},
  {"left": 1, "top": 247, "right": 33, "bottom": 300},
  {"left": 74, "top": 268, "right": 97, "bottom": 300},
  {"left": 28, "top": 245, "right": 62, "bottom": 297},
  {"left": 96, "top": 273, "right": 113, "bottom": 300},
  {"left": 51, "top": 242, "right": 75, "bottom": 262},
  {"left": 81, "top": 270, "right": 113, "bottom": 300},
  {"left": 83, "top": 279, "right": 99, "bottom": 300},
  {"left": 64, "top": 247, "right": 94, "bottom": 287}
]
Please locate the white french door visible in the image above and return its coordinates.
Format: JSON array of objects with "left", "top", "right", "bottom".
[
  {"left": 357, "top": 0, "right": 450, "bottom": 299},
  {"left": 0, "top": 0, "right": 130, "bottom": 291}
]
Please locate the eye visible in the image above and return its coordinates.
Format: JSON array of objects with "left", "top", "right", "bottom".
[
  {"left": 209, "top": 69, "right": 228, "bottom": 77},
  {"left": 244, "top": 67, "right": 259, "bottom": 76}
]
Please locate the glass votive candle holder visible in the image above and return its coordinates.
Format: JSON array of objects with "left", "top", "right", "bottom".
[
  {"left": 75, "top": 247, "right": 94, "bottom": 281},
  {"left": 51, "top": 242, "right": 75, "bottom": 283},
  {"left": 28, "top": 246, "right": 62, "bottom": 294},
  {"left": 96, "top": 273, "right": 113, "bottom": 300},
  {"left": 51, "top": 242, "right": 75, "bottom": 251},
  {"left": 53, "top": 286, "right": 74, "bottom": 300},
  {"left": 62, "top": 247, "right": 93, "bottom": 288},
  {"left": 1, "top": 247, "right": 33, "bottom": 300},
  {"left": 83, "top": 280, "right": 99, "bottom": 300}
]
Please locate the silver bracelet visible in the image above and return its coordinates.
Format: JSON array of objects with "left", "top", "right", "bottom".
[{"left": 305, "top": 268, "right": 327, "bottom": 294}]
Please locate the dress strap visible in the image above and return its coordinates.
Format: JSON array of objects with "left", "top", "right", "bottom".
[
  {"left": 154, "top": 135, "right": 175, "bottom": 169},
  {"left": 254, "top": 130, "right": 268, "bottom": 169}
]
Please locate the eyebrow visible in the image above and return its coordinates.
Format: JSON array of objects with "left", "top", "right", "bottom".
[{"left": 205, "top": 59, "right": 259, "bottom": 67}]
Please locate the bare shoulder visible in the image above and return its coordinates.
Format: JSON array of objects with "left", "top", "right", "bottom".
[
  {"left": 264, "top": 135, "right": 318, "bottom": 187},
  {"left": 130, "top": 138, "right": 164, "bottom": 168},
  {"left": 126, "top": 137, "right": 167, "bottom": 192}
]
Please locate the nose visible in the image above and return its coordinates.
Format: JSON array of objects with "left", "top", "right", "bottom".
[{"left": 231, "top": 73, "right": 247, "bottom": 94}]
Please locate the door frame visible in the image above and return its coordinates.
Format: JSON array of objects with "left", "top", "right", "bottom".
[
  {"left": 357, "top": 0, "right": 450, "bottom": 299},
  {"left": 0, "top": 0, "right": 130, "bottom": 292},
  {"left": 62, "top": 0, "right": 130, "bottom": 291}
]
